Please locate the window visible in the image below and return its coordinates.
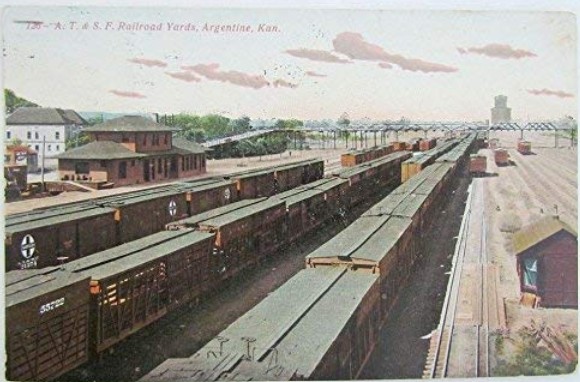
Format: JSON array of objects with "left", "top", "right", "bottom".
[
  {"left": 75, "top": 162, "right": 90, "bottom": 174},
  {"left": 55, "top": 131, "right": 60, "bottom": 140},
  {"left": 27, "top": 132, "right": 32, "bottom": 139},
  {"left": 181, "top": 157, "right": 185, "bottom": 171},
  {"left": 56, "top": 145, "right": 60, "bottom": 151},
  {"left": 47, "top": 144, "right": 52, "bottom": 152},
  {"left": 6, "top": 131, "right": 11, "bottom": 139},
  {"left": 118, "top": 161, "right": 127, "bottom": 179},
  {"left": 35, "top": 145, "right": 39, "bottom": 151},
  {"left": 523, "top": 258, "right": 538, "bottom": 290},
  {"left": 35, "top": 132, "right": 39, "bottom": 139},
  {"left": 164, "top": 133, "right": 169, "bottom": 145},
  {"left": 153, "top": 134, "right": 159, "bottom": 145},
  {"left": 194, "top": 155, "right": 198, "bottom": 169}
]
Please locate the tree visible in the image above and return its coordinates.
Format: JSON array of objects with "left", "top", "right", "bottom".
[
  {"left": 337, "top": 112, "right": 350, "bottom": 129},
  {"left": 230, "top": 116, "right": 251, "bottom": 134},
  {"left": 5, "top": 89, "right": 39, "bottom": 113},
  {"left": 275, "top": 119, "right": 303, "bottom": 130},
  {"left": 9, "top": 137, "right": 23, "bottom": 146},
  {"left": 65, "top": 132, "right": 90, "bottom": 150}
]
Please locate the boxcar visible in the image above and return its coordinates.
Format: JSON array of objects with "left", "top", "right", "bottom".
[
  {"left": 140, "top": 268, "right": 380, "bottom": 382},
  {"left": 5, "top": 205, "right": 118, "bottom": 270},
  {"left": 229, "top": 169, "right": 276, "bottom": 199},
  {"left": 469, "top": 154, "right": 487, "bottom": 175},
  {"left": 517, "top": 140, "right": 532, "bottom": 155},
  {"left": 196, "top": 199, "right": 287, "bottom": 280},
  {"left": 6, "top": 268, "right": 91, "bottom": 381},
  {"left": 494, "top": 148, "right": 509, "bottom": 166},
  {"left": 67, "top": 229, "right": 215, "bottom": 354},
  {"left": 277, "top": 187, "right": 327, "bottom": 243},
  {"left": 273, "top": 159, "right": 324, "bottom": 191},
  {"left": 186, "top": 180, "right": 239, "bottom": 215}
]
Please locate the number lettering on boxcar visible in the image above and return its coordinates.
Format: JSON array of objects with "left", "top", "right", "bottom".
[{"left": 39, "top": 297, "right": 65, "bottom": 315}]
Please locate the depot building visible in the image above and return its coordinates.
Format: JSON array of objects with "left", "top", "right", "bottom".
[{"left": 55, "top": 115, "right": 207, "bottom": 188}]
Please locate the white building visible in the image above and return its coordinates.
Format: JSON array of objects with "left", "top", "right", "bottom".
[{"left": 6, "top": 107, "right": 87, "bottom": 167}]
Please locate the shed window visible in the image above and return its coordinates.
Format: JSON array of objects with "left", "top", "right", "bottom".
[
  {"left": 6, "top": 131, "right": 11, "bottom": 139},
  {"left": 523, "top": 258, "right": 538, "bottom": 289},
  {"left": 27, "top": 132, "right": 32, "bottom": 139},
  {"left": 119, "top": 161, "right": 127, "bottom": 179}
]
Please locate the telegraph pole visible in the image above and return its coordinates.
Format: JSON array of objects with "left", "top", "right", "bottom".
[{"left": 41, "top": 135, "right": 46, "bottom": 192}]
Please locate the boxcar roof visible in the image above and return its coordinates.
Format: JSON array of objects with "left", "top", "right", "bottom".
[
  {"left": 176, "top": 198, "right": 267, "bottom": 226},
  {"left": 5, "top": 206, "right": 116, "bottom": 233},
  {"left": 6, "top": 269, "right": 90, "bottom": 307},
  {"left": 391, "top": 193, "right": 429, "bottom": 218},
  {"left": 5, "top": 266, "right": 60, "bottom": 286},
  {"left": 273, "top": 272, "right": 378, "bottom": 378},
  {"left": 198, "top": 199, "right": 285, "bottom": 228},
  {"left": 282, "top": 189, "right": 323, "bottom": 206},
  {"left": 365, "top": 192, "right": 408, "bottom": 216},
  {"left": 188, "top": 268, "right": 345, "bottom": 363},
  {"left": 5, "top": 203, "right": 108, "bottom": 226},
  {"left": 306, "top": 215, "right": 388, "bottom": 260},
  {"left": 350, "top": 216, "right": 412, "bottom": 262},
  {"left": 75, "top": 231, "right": 215, "bottom": 279},
  {"left": 312, "top": 177, "right": 348, "bottom": 191},
  {"left": 65, "top": 229, "right": 191, "bottom": 272}
]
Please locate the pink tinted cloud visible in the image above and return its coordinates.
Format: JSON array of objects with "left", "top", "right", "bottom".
[
  {"left": 333, "top": 32, "right": 457, "bottom": 73},
  {"left": 527, "top": 88, "right": 574, "bottom": 98},
  {"left": 272, "top": 79, "right": 298, "bottom": 89},
  {"left": 457, "top": 44, "right": 536, "bottom": 59},
  {"left": 305, "top": 71, "right": 327, "bottom": 77},
  {"left": 285, "top": 49, "right": 351, "bottom": 64},
  {"left": 128, "top": 57, "right": 168, "bottom": 67},
  {"left": 165, "top": 71, "right": 201, "bottom": 82},
  {"left": 182, "top": 63, "right": 269, "bottom": 89},
  {"left": 378, "top": 62, "right": 393, "bottom": 69},
  {"left": 109, "top": 90, "right": 146, "bottom": 99}
]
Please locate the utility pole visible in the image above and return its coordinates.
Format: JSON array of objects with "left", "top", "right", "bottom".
[{"left": 41, "top": 135, "right": 46, "bottom": 192}]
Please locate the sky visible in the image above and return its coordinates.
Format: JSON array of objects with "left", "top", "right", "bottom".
[{"left": 2, "top": 2, "right": 578, "bottom": 122}]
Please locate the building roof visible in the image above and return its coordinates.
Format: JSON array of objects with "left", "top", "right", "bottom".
[
  {"left": 513, "top": 216, "right": 578, "bottom": 255},
  {"left": 53, "top": 141, "right": 146, "bottom": 160},
  {"left": 6, "top": 107, "right": 87, "bottom": 125},
  {"left": 172, "top": 137, "right": 208, "bottom": 154},
  {"left": 6, "top": 145, "right": 38, "bottom": 155},
  {"left": 83, "top": 115, "right": 178, "bottom": 132}
]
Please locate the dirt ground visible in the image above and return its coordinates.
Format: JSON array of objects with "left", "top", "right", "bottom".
[{"left": 479, "top": 131, "right": 578, "bottom": 374}]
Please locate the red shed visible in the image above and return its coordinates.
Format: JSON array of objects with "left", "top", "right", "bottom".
[{"left": 513, "top": 216, "right": 577, "bottom": 308}]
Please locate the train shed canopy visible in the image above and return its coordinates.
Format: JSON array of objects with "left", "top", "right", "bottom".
[{"left": 513, "top": 216, "right": 578, "bottom": 308}]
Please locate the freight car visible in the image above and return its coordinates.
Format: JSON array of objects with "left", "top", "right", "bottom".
[
  {"left": 469, "top": 154, "right": 487, "bottom": 176},
  {"left": 141, "top": 268, "right": 380, "bottom": 381},
  {"left": 139, "top": 130, "right": 478, "bottom": 382},
  {"left": 4, "top": 153, "right": 412, "bottom": 381},
  {"left": 517, "top": 140, "right": 532, "bottom": 155},
  {"left": 5, "top": 160, "right": 324, "bottom": 271},
  {"left": 419, "top": 138, "right": 437, "bottom": 151},
  {"left": 6, "top": 268, "right": 91, "bottom": 381},
  {"left": 340, "top": 144, "right": 394, "bottom": 167},
  {"left": 494, "top": 148, "right": 509, "bottom": 166},
  {"left": 400, "top": 139, "right": 459, "bottom": 182},
  {"left": 332, "top": 151, "right": 411, "bottom": 206}
]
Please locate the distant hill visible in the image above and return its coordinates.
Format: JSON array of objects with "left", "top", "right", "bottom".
[{"left": 5, "top": 89, "right": 39, "bottom": 113}]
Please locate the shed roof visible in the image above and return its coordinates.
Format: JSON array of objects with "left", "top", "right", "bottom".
[
  {"left": 6, "top": 107, "right": 87, "bottom": 125},
  {"left": 53, "top": 141, "right": 146, "bottom": 160},
  {"left": 513, "top": 216, "right": 578, "bottom": 255},
  {"left": 172, "top": 137, "right": 208, "bottom": 154},
  {"left": 83, "top": 115, "right": 178, "bottom": 132}
]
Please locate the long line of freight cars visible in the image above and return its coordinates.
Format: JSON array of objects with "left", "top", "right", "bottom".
[
  {"left": 5, "top": 151, "right": 413, "bottom": 381},
  {"left": 5, "top": 159, "right": 324, "bottom": 271},
  {"left": 139, "top": 133, "right": 478, "bottom": 382}
]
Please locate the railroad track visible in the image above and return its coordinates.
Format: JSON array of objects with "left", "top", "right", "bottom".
[{"left": 424, "top": 179, "right": 492, "bottom": 378}]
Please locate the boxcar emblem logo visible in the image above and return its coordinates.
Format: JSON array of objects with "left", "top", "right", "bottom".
[
  {"left": 224, "top": 189, "right": 231, "bottom": 200},
  {"left": 168, "top": 200, "right": 177, "bottom": 216},
  {"left": 21, "top": 234, "right": 36, "bottom": 259}
]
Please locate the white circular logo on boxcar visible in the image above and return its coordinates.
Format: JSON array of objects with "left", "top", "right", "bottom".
[
  {"left": 21, "top": 234, "right": 36, "bottom": 259},
  {"left": 224, "top": 189, "right": 231, "bottom": 200},
  {"left": 168, "top": 200, "right": 177, "bottom": 216}
]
